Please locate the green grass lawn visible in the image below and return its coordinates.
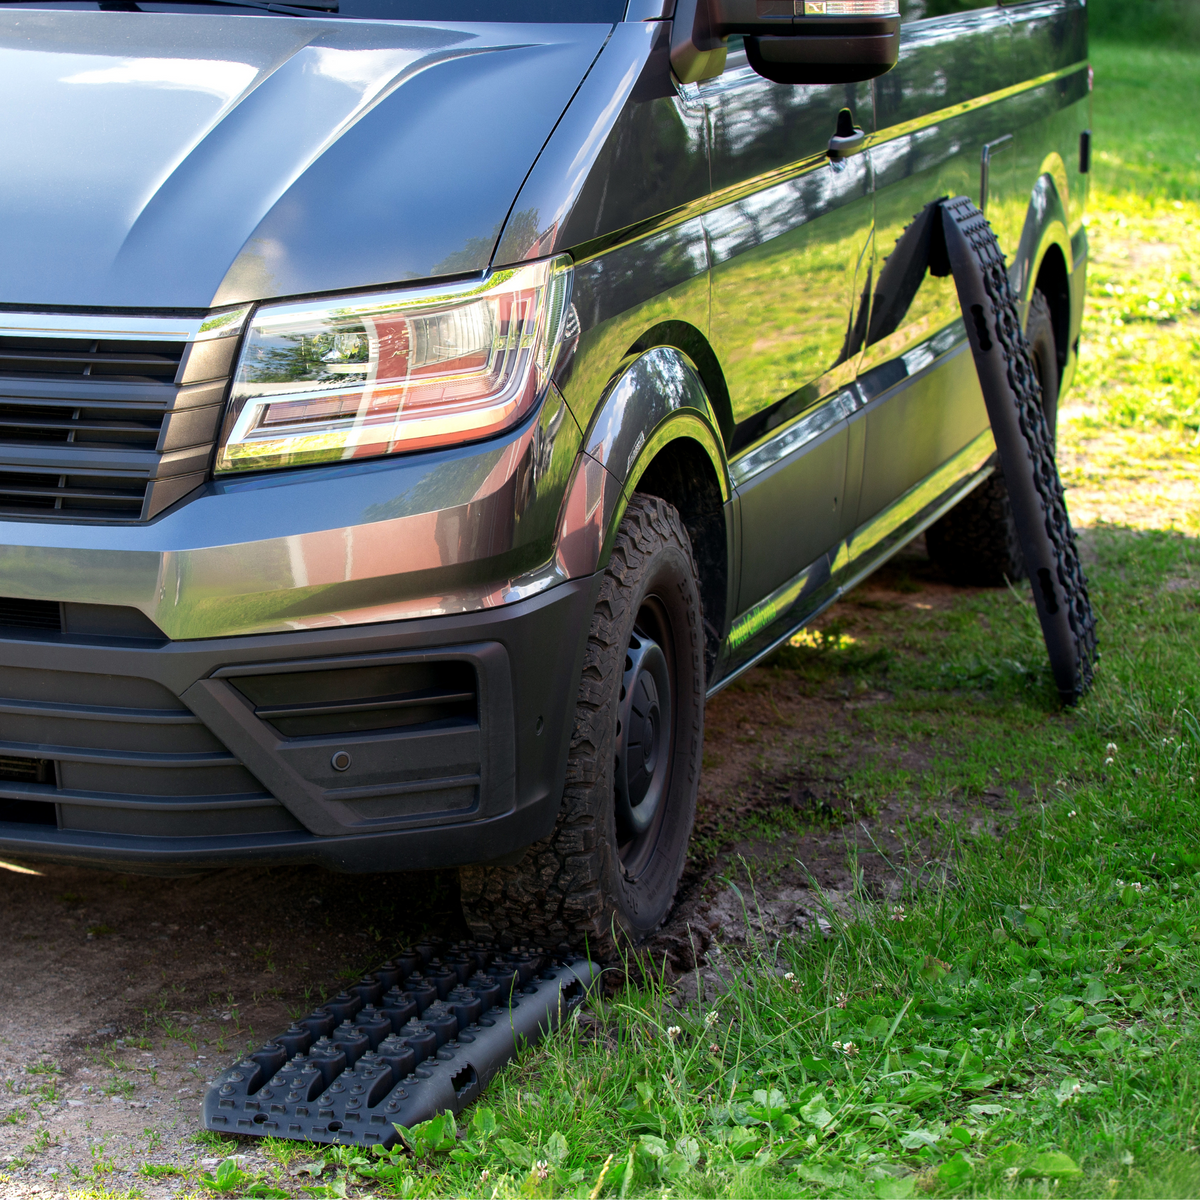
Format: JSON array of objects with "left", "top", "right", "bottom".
[
  {"left": 185, "top": 39, "right": 1200, "bottom": 1200},
  {"left": 1059, "top": 41, "right": 1200, "bottom": 533}
]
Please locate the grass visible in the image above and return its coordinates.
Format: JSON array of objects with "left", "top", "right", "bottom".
[
  {"left": 1058, "top": 42, "right": 1200, "bottom": 533},
  {"left": 209, "top": 526, "right": 1195, "bottom": 1200},
  {"left": 188, "top": 36, "right": 1200, "bottom": 1200}
]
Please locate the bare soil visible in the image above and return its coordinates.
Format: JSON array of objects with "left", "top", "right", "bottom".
[{"left": 0, "top": 539, "right": 1042, "bottom": 1196}]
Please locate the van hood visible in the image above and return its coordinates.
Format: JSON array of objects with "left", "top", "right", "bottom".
[{"left": 0, "top": 11, "right": 608, "bottom": 309}]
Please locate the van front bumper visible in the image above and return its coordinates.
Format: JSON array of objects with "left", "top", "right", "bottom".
[{"left": 0, "top": 572, "right": 598, "bottom": 873}]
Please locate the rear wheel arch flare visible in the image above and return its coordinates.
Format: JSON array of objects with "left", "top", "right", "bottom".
[{"left": 1013, "top": 173, "right": 1072, "bottom": 329}]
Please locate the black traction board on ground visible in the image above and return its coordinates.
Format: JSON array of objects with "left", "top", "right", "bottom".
[{"left": 203, "top": 943, "right": 599, "bottom": 1148}]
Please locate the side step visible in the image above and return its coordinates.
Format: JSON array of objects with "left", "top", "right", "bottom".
[{"left": 202, "top": 942, "right": 600, "bottom": 1149}]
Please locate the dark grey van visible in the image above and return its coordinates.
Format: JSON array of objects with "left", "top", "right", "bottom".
[{"left": 0, "top": 0, "right": 1088, "bottom": 950}]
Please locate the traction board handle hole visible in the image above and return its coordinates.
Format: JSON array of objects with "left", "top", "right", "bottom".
[
  {"left": 969, "top": 303, "right": 993, "bottom": 351},
  {"left": 451, "top": 1064, "right": 478, "bottom": 1098}
]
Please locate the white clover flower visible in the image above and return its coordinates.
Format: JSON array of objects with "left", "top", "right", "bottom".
[
  {"left": 1068, "top": 810, "right": 1077, "bottom": 818},
  {"left": 1105, "top": 757, "right": 1114, "bottom": 767},
  {"left": 1132, "top": 882, "right": 1142, "bottom": 893},
  {"left": 836, "top": 993, "right": 848, "bottom": 1009},
  {"left": 842, "top": 1041, "right": 859, "bottom": 1057},
  {"left": 667, "top": 1025, "right": 682, "bottom": 1042},
  {"left": 705, "top": 1010, "right": 721, "bottom": 1028},
  {"left": 535, "top": 1160, "right": 549, "bottom": 1181},
  {"left": 709, "top": 1043, "right": 721, "bottom": 1054},
  {"left": 783, "top": 972, "right": 796, "bottom": 983},
  {"left": 890, "top": 905, "right": 906, "bottom": 922},
  {"left": 1107, "top": 743, "right": 1118, "bottom": 756},
  {"left": 832, "top": 1041, "right": 843, "bottom": 1051},
  {"left": 1116, "top": 879, "right": 1125, "bottom": 887}
]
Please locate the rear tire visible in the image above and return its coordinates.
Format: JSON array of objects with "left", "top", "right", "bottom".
[
  {"left": 458, "top": 495, "right": 704, "bottom": 957},
  {"left": 926, "top": 289, "right": 1059, "bottom": 586}
]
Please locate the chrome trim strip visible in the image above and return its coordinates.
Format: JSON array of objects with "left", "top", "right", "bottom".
[
  {"left": 730, "top": 389, "right": 857, "bottom": 486},
  {"left": 0, "top": 307, "right": 251, "bottom": 343}
]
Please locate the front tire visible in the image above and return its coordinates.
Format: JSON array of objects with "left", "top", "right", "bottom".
[
  {"left": 926, "top": 289, "right": 1059, "bottom": 586},
  {"left": 459, "top": 495, "right": 704, "bottom": 956}
]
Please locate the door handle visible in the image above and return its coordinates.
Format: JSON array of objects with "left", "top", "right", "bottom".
[{"left": 828, "top": 108, "right": 866, "bottom": 160}]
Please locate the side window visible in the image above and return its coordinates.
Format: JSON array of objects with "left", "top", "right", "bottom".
[{"left": 900, "top": 0, "right": 996, "bottom": 18}]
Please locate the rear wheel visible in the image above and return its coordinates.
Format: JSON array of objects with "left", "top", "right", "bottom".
[
  {"left": 926, "top": 289, "right": 1059, "bottom": 586},
  {"left": 458, "top": 494, "right": 704, "bottom": 957}
]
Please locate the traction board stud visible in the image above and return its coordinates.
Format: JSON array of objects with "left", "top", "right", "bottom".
[{"left": 202, "top": 943, "right": 599, "bottom": 1148}]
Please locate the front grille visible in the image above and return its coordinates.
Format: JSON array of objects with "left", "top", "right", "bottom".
[
  {"left": 0, "top": 469, "right": 149, "bottom": 517},
  {"left": 0, "top": 316, "right": 242, "bottom": 522},
  {"left": 0, "top": 335, "right": 183, "bottom": 381}
]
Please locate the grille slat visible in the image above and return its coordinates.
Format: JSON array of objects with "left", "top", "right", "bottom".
[
  {"left": 0, "top": 335, "right": 185, "bottom": 380},
  {"left": 0, "top": 350, "right": 181, "bottom": 376},
  {"left": 0, "top": 317, "right": 239, "bottom": 522}
]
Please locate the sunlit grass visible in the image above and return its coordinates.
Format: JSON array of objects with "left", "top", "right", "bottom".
[{"left": 1058, "top": 42, "right": 1200, "bottom": 534}]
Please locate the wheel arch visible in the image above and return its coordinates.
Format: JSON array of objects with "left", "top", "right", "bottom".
[
  {"left": 576, "top": 345, "right": 732, "bottom": 680},
  {"left": 1012, "top": 168, "right": 1075, "bottom": 379}
]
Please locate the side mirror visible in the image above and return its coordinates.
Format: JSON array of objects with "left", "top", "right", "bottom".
[{"left": 671, "top": 0, "right": 900, "bottom": 86}]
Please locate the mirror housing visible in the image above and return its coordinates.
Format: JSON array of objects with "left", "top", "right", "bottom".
[{"left": 671, "top": 0, "right": 900, "bottom": 86}]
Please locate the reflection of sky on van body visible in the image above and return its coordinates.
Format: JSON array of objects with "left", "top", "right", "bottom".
[
  {"left": 63, "top": 55, "right": 258, "bottom": 97},
  {"left": 0, "top": 21, "right": 308, "bottom": 295},
  {"left": 0, "top": 14, "right": 606, "bottom": 307},
  {"left": 701, "top": 63, "right": 805, "bottom": 159}
]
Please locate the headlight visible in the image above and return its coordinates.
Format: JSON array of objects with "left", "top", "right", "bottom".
[{"left": 215, "top": 256, "right": 573, "bottom": 474}]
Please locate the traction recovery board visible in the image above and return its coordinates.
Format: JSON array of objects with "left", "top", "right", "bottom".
[{"left": 202, "top": 943, "right": 599, "bottom": 1148}]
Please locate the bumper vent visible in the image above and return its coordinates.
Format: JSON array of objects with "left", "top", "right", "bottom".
[
  {"left": 0, "top": 315, "right": 244, "bottom": 522},
  {"left": 0, "top": 598, "right": 61, "bottom": 631},
  {"left": 232, "top": 661, "right": 479, "bottom": 738}
]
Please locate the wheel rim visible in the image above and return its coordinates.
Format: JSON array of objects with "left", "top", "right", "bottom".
[{"left": 614, "top": 599, "right": 675, "bottom": 877}]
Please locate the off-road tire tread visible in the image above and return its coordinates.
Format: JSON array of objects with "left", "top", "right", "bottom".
[{"left": 459, "top": 495, "right": 703, "bottom": 957}]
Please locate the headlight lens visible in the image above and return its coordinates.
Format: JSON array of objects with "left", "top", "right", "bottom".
[{"left": 215, "top": 256, "right": 573, "bottom": 474}]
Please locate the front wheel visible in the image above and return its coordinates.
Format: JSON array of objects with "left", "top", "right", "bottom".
[{"left": 459, "top": 494, "right": 705, "bottom": 956}]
